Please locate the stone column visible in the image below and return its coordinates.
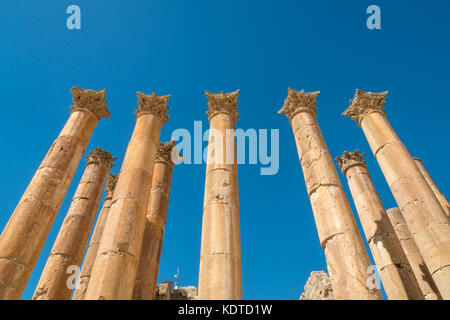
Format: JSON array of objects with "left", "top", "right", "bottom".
[
  {"left": 0, "top": 87, "right": 110, "bottom": 300},
  {"left": 387, "top": 208, "right": 442, "bottom": 300},
  {"left": 33, "top": 148, "right": 115, "bottom": 300},
  {"left": 85, "top": 92, "right": 169, "bottom": 300},
  {"left": 343, "top": 89, "right": 450, "bottom": 299},
  {"left": 279, "top": 89, "right": 381, "bottom": 300},
  {"left": 337, "top": 150, "right": 423, "bottom": 300},
  {"left": 72, "top": 173, "right": 118, "bottom": 300},
  {"left": 413, "top": 158, "right": 450, "bottom": 217},
  {"left": 133, "top": 141, "right": 177, "bottom": 300},
  {"left": 198, "top": 90, "right": 242, "bottom": 300}
]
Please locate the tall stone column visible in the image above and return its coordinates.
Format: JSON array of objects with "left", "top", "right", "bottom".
[
  {"left": 279, "top": 89, "right": 381, "bottom": 300},
  {"left": 337, "top": 150, "right": 423, "bottom": 300},
  {"left": 133, "top": 141, "right": 177, "bottom": 300},
  {"left": 413, "top": 158, "right": 450, "bottom": 217},
  {"left": 198, "top": 90, "right": 242, "bottom": 300},
  {"left": 0, "top": 87, "right": 110, "bottom": 300},
  {"left": 85, "top": 92, "right": 169, "bottom": 300},
  {"left": 72, "top": 173, "right": 118, "bottom": 300},
  {"left": 343, "top": 89, "right": 450, "bottom": 299},
  {"left": 32, "top": 148, "right": 115, "bottom": 300},
  {"left": 387, "top": 208, "right": 442, "bottom": 300}
]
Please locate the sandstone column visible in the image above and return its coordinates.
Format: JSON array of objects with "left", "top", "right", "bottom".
[
  {"left": 0, "top": 87, "right": 110, "bottom": 300},
  {"left": 387, "top": 208, "right": 442, "bottom": 300},
  {"left": 337, "top": 150, "right": 423, "bottom": 300},
  {"left": 198, "top": 90, "right": 242, "bottom": 300},
  {"left": 279, "top": 89, "right": 381, "bottom": 300},
  {"left": 72, "top": 173, "right": 118, "bottom": 300},
  {"left": 343, "top": 89, "right": 450, "bottom": 299},
  {"left": 133, "top": 141, "right": 178, "bottom": 300},
  {"left": 85, "top": 92, "right": 169, "bottom": 300},
  {"left": 413, "top": 158, "right": 450, "bottom": 217},
  {"left": 32, "top": 148, "right": 115, "bottom": 300}
]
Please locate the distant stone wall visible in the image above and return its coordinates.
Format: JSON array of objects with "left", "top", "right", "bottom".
[
  {"left": 156, "top": 281, "right": 198, "bottom": 300},
  {"left": 300, "top": 271, "right": 335, "bottom": 300}
]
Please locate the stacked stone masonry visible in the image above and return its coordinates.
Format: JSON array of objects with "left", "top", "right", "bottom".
[{"left": 300, "top": 271, "right": 335, "bottom": 300}]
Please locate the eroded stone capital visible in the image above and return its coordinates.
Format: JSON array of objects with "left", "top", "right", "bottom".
[
  {"left": 85, "top": 147, "right": 117, "bottom": 169},
  {"left": 105, "top": 173, "right": 118, "bottom": 199},
  {"left": 343, "top": 89, "right": 388, "bottom": 123},
  {"left": 156, "top": 141, "right": 181, "bottom": 166},
  {"left": 336, "top": 149, "right": 367, "bottom": 175},
  {"left": 278, "top": 88, "right": 320, "bottom": 121},
  {"left": 135, "top": 92, "right": 170, "bottom": 123},
  {"left": 70, "top": 87, "right": 111, "bottom": 120},
  {"left": 205, "top": 90, "right": 240, "bottom": 122}
]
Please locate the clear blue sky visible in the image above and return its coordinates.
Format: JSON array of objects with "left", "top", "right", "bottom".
[{"left": 0, "top": 0, "right": 449, "bottom": 300}]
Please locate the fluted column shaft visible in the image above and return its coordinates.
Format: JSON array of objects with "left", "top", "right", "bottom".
[
  {"left": 279, "top": 89, "right": 381, "bottom": 300},
  {"left": 72, "top": 174, "right": 118, "bottom": 300},
  {"left": 33, "top": 148, "right": 115, "bottom": 300},
  {"left": 85, "top": 92, "right": 169, "bottom": 300},
  {"left": 337, "top": 151, "right": 423, "bottom": 300},
  {"left": 133, "top": 142, "right": 176, "bottom": 300},
  {"left": 387, "top": 208, "right": 441, "bottom": 300},
  {"left": 198, "top": 90, "right": 242, "bottom": 300},
  {"left": 343, "top": 90, "right": 450, "bottom": 299},
  {"left": 413, "top": 158, "right": 450, "bottom": 217},
  {"left": 0, "top": 87, "right": 109, "bottom": 300}
]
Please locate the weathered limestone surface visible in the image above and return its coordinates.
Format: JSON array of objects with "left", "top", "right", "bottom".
[
  {"left": 343, "top": 90, "right": 450, "bottom": 299},
  {"left": 85, "top": 92, "right": 169, "bottom": 300},
  {"left": 413, "top": 158, "right": 450, "bottom": 217},
  {"left": 300, "top": 271, "right": 334, "bottom": 300},
  {"left": 72, "top": 173, "right": 118, "bottom": 300},
  {"left": 387, "top": 208, "right": 442, "bottom": 300},
  {"left": 33, "top": 148, "right": 115, "bottom": 300},
  {"left": 156, "top": 281, "right": 198, "bottom": 300},
  {"left": 198, "top": 90, "right": 242, "bottom": 300},
  {"left": 279, "top": 89, "right": 381, "bottom": 300},
  {"left": 133, "top": 141, "right": 177, "bottom": 300},
  {"left": 0, "top": 87, "right": 109, "bottom": 300},
  {"left": 337, "top": 150, "right": 423, "bottom": 300}
]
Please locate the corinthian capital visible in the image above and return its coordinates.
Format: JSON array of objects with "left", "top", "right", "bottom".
[
  {"left": 278, "top": 88, "right": 320, "bottom": 120},
  {"left": 205, "top": 90, "right": 240, "bottom": 121},
  {"left": 85, "top": 147, "right": 117, "bottom": 169},
  {"left": 343, "top": 89, "right": 388, "bottom": 123},
  {"left": 156, "top": 141, "right": 181, "bottom": 166},
  {"left": 336, "top": 149, "right": 367, "bottom": 175},
  {"left": 135, "top": 92, "right": 170, "bottom": 123},
  {"left": 70, "top": 87, "right": 111, "bottom": 120},
  {"left": 105, "top": 173, "right": 118, "bottom": 199}
]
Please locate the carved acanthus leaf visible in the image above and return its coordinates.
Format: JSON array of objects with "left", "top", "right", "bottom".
[
  {"left": 85, "top": 147, "right": 117, "bottom": 169},
  {"left": 278, "top": 88, "right": 320, "bottom": 120},
  {"left": 156, "top": 140, "right": 182, "bottom": 166},
  {"left": 336, "top": 149, "right": 367, "bottom": 175},
  {"left": 135, "top": 92, "right": 170, "bottom": 123},
  {"left": 205, "top": 90, "right": 240, "bottom": 121},
  {"left": 105, "top": 173, "right": 118, "bottom": 199},
  {"left": 70, "top": 87, "right": 111, "bottom": 120},
  {"left": 343, "top": 89, "right": 388, "bottom": 122}
]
